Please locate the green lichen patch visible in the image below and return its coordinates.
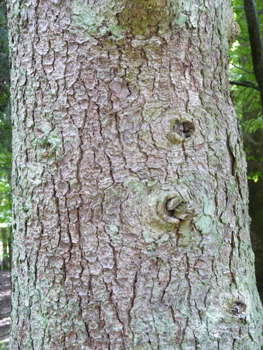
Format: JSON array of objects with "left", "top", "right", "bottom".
[
  {"left": 117, "top": 0, "right": 168, "bottom": 36},
  {"left": 70, "top": 0, "right": 189, "bottom": 40},
  {"left": 34, "top": 129, "right": 63, "bottom": 161},
  {"left": 71, "top": 0, "right": 125, "bottom": 39},
  {"left": 194, "top": 215, "right": 212, "bottom": 235}
]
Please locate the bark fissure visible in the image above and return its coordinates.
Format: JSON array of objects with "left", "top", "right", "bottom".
[{"left": 7, "top": 0, "right": 263, "bottom": 348}]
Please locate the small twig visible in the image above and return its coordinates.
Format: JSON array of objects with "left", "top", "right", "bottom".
[
  {"left": 238, "top": 36, "right": 249, "bottom": 41},
  {"left": 230, "top": 80, "right": 260, "bottom": 91},
  {"left": 232, "top": 64, "right": 254, "bottom": 74}
]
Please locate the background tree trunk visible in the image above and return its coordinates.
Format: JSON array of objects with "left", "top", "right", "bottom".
[
  {"left": 0, "top": 228, "right": 9, "bottom": 271},
  {"left": 7, "top": 0, "right": 263, "bottom": 349},
  {"left": 243, "top": 0, "right": 263, "bottom": 110}
]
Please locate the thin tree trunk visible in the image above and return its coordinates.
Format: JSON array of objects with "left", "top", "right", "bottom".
[
  {"left": 244, "top": 0, "right": 263, "bottom": 111},
  {"left": 1, "top": 228, "right": 9, "bottom": 271},
  {"left": 7, "top": 0, "right": 263, "bottom": 349},
  {"left": 8, "top": 234, "right": 12, "bottom": 271}
]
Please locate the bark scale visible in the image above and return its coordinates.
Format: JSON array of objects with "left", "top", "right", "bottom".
[{"left": 7, "top": 0, "right": 263, "bottom": 349}]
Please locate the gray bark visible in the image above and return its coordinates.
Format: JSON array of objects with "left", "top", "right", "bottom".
[{"left": 7, "top": 0, "right": 263, "bottom": 349}]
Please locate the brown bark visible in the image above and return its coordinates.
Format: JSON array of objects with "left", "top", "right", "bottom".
[{"left": 7, "top": 0, "right": 263, "bottom": 349}]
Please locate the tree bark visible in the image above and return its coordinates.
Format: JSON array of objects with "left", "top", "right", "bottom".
[{"left": 7, "top": 0, "right": 263, "bottom": 349}]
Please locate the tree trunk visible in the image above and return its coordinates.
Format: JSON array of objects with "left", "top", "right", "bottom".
[
  {"left": 7, "top": 0, "right": 263, "bottom": 349},
  {"left": 8, "top": 234, "right": 12, "bottom": 271},
  {"left": 242, "top": 103, "right": 263, "bottom": 302},
  {"left": 243, "top": 0, "right": 263, "bottom": 111},
  {"left": 1, "top": 228, "right": 9, "bottom": 271}
]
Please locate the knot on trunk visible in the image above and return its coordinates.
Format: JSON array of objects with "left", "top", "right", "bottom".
[
  {"left": 156, "top": 193, "right": 195, "bottom": 224},
  {"left": 167, "top": 120, "right": 195, "bottom": 143},
  {"left": 231, "top": 301, "right": 246, "bottom": 322}
]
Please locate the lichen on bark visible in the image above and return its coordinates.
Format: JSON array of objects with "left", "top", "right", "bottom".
[
  {"left": 70, "top": 0, "right": 195, "bottom": 39},
  {"left": 7, "top": 0, "right": 263, "bottom": 349}
]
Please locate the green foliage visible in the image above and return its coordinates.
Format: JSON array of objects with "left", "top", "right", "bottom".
[
  {"left": 0, "top": 179, "right": 11, "bottom": 224},
  {"left": 247, "top": 171, "right": 262, "bottom": 182},
  {"left": 243, "top": 116, "right": 263, "bottom": 133},
  {"left": 230, "top": 0, "right": 263, "bottom": 186},
  {"left": 230, "top": 0, "right": 263, "bottom": 121},
  {"left": 0, "top": 111, "right": 11, "bottom": 227},
  {"left": 0, "top": 342, "right": 8, "bottom": 350},
  {"left": 0, "top": 0, "right": 11, "bottom": 262}
]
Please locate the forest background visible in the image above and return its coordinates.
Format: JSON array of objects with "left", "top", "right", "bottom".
[{"left": 0, "top": 0, "right": 262, "bottom": 298}]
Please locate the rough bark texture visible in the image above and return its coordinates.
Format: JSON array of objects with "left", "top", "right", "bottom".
[{"left": 7, "top": 0, "right": 263, "bottom": 349}]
